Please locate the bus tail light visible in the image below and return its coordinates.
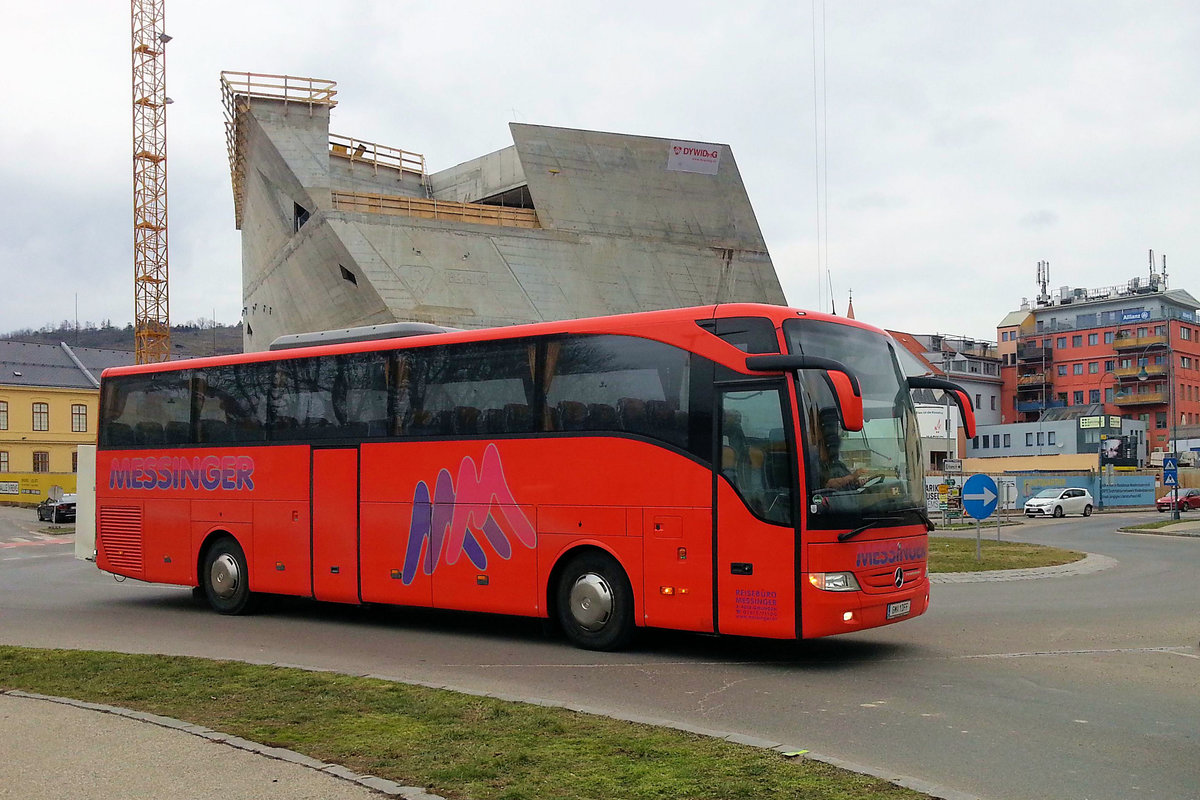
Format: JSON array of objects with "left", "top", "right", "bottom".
[{"left": 808, "top": 572, "right": 861, "bottom": 592}]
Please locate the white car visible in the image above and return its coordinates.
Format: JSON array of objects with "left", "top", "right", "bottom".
[{"left": 1024, "top": 487, "right": 1093, "bottom": 518}]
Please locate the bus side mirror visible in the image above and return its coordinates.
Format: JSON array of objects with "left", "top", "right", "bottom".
[
  {"left": 907, "top": 376, "right": 976, "bottom": 439},
  {"left": 745, "top": 354, "right": 864, "bottom": 432},
  {"left": 826, "top": 370, "right": 864, "bottom": 432}
]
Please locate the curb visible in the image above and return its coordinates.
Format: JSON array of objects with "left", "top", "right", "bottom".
[
  {"left": 931, "top": 552, "right": 1119, "bottom": 583},
  {"left": 1116, "top": 525, "right": 1200, "bottom": 537},
  {"left": 0, "top": 689, "right": 444, "bottom": 800}
]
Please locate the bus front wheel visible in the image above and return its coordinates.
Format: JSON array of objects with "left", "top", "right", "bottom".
[
  {"left": 202, "top": 537, "right": 254, "bottom": 615},
  {"left": 556, "top": 552, "right": 634, "bottom": 651}
]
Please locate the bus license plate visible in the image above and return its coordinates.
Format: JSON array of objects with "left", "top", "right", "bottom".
[{"left": 886, "top": 600, "right": 911, "bottom": 619}]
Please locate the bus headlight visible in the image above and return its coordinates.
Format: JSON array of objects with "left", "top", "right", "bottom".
[{"left": 808, "top": 572, "right": 861, "bottom": 592}]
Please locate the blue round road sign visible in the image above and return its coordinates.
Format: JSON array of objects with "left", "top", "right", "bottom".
[{"left": 962, "top": 473, "right": 999, "bottom": 520}]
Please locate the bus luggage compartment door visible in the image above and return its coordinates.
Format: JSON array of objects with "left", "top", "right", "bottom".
[{"left": 312, "top": 448, "right": 360, "bottom": 603}]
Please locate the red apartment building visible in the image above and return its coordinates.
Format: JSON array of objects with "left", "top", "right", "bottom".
[{"left": 997, "top": 272, "right": 1200, "bottom": 454}]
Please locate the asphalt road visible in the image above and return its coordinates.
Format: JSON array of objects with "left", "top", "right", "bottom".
[{"left": 1, "top": 506, "right": 1197, "bottom": 800}]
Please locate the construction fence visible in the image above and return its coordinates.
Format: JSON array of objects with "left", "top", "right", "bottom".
[
  {"left": 0, "top": 473, "right": 78, "bottom": 506},
  {"left": 926, "top": 469, "right": 1197, "bottom": 513}
]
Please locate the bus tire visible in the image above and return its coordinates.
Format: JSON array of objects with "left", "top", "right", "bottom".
[
  {"left": 555, "top": 552, "right": 634, "bottom": 652},
  {"left": 202, "top": 536, "right": 254, "bottom": 615}
]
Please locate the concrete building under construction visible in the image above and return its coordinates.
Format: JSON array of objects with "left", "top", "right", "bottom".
[{"left": 221, "top": 72, "right": 786, "bottom": 351}]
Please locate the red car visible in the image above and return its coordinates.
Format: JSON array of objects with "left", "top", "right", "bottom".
[{"left": 1156, "top": 487, "right": 1200, "bottom": 512}]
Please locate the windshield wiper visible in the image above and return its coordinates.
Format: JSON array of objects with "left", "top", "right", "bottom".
[
  {"left": 838, "top": 518, "right": 886, "bottom": 542},
  {"left": 837, "top": 509, "right": 931, "bottom": 542}
]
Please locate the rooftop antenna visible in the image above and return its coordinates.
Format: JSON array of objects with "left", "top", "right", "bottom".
[
  {"left": 1036, "top": 260, "right": 1050, "bottom": 304},
  {"left": 1162, "top": 253, "right": 1168, "bottom": 290}
]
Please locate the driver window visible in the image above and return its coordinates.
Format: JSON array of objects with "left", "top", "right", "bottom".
[{"left": 720, "top": 388, "right": 793, "bottom": 525}]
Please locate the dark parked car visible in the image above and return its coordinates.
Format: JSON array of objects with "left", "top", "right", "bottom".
[
  {"left": 1157, "top": 487, "right": 1200, "bottom": 512},
  {"left": 36, "top": 493, "right": 77, "bottom": 524}
]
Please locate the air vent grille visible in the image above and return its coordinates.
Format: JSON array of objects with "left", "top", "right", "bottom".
[{"left": 99, "top": 506, "right": 144, "bottom": 576}]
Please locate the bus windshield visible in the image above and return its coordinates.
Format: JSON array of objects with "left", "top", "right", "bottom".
[{"left": 783, "top": 319, "right": 924, "bottom": 526}]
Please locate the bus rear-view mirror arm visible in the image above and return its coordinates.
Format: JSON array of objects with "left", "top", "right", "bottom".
[
  {"left": 907, "top": 376, "right": 977, "bottom": 439},
  {"left": 745, "top": 355, "right": 864, "bottom": 432}
]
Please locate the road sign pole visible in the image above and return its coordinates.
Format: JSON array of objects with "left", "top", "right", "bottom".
[{"left": 976, "top": 517, "right": 982, "bottom": 562}]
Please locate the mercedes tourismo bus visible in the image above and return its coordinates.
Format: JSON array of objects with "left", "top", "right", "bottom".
[{"left": 91, "top": 304, "right": 974, "bottom": 650}]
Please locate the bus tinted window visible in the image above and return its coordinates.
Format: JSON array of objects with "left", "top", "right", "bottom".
[
  {"left": 197, "top": 364, "right": 271, "bottom": 443},
  {"left": 546, "top": 335, "right": 690, "bottom": 449},
  {"left": 405, "top": 341, "right": 536, "bottom": 437},
  {"left": 696, "top": 317, "right": 780, "bottom": 354},
  {"left": 332, "top": 353, "right": 389, "bottom": 438},
  {"left": 101, "top": 372, "right": 191, "bottom": 447},
  {"left": 272, "top": 353, "right": 389, "bottom": 440}
]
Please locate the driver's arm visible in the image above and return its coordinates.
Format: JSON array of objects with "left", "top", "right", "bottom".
[{"left": 826, "top": 467, "right": 867, "bottom": 490}]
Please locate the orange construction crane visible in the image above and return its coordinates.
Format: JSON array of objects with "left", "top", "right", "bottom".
[{"left": 131, "top": 0, "right": 171, "bottom": 363}]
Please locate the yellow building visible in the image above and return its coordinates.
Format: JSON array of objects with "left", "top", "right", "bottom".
[{"left": 0, "top": 341, "right": 132, "bottom": 505}]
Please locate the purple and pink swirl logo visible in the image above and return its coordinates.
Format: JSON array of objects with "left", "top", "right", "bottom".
[{"left": 401, "top": 443, "right": 536, "bottom": 584}]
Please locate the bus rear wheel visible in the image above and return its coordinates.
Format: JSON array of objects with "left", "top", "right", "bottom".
[
  {"left": 202, "top": 536, "right": 254, "bottom": 615},
  {"left": 556, "top": 552, "right": 634, "bottom": 651}
]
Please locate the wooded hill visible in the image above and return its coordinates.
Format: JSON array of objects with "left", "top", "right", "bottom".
[{"left": 2, "top": 320, "right": 244, "bottom": 358}]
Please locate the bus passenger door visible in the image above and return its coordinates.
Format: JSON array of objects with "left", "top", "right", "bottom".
[
  {"left": 714, "top": 384, "right": 799, "bottom": 639},
  {"left": 312, "top": 447, "right": 360, "bottom": 604}
]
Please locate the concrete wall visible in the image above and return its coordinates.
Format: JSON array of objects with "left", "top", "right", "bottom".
[
  {"left": 430, "top": 146, "right": 526, "bottom": 203},
  {"left": 234, "top": 92, "right": 786, "bottom": 351}
]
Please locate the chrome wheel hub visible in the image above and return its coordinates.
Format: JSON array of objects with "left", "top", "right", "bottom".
[
  {"left": 569, "top": 573, "right": 613, "bottom": 631},
  {"left": 210, "top": 553, "right": 241, "bottom": 599}
]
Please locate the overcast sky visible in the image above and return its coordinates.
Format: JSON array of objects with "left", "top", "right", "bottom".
[{"left": 3, "top": 1, "right": 1197, "bottom": 342}]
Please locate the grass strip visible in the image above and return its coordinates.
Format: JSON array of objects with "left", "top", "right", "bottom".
[
  {"left": 927, "top": 536, "right": 1082, "bottom": 573},
  {"left": 1120, "top": 519, "right": 1192, "bottom": 531},
  {"left": 0, "top": 646, "right": 927, "bottom": 800}
]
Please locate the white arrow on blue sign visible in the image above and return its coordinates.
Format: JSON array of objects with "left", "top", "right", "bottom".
[{"left": 962, "top": 473, "right": 999, "bottom": 520}]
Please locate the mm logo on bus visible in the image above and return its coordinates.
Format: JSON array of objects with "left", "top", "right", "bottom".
[
  {"left": 402, "top": 443, "right": 535, "bottom": 584},
  {"left": 108, "top": 455, "right": 256, "bottom": 491}
]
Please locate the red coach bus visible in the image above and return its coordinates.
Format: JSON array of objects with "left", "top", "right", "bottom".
[{"left": 92, "top": 304, "right": 973, "bottom": 650}]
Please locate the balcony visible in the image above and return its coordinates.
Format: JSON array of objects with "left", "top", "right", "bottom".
[
  {"left": 1016, "top": 400, "right": 1066, "bottom": 413},
  {"left": 1112, "top": 333, "right": 1168, "bottom": 351},
  {"left": 1016, "top": 371, "right": 1050, "bottom": 389},
  {"left": 1113, "top": 391, "right": 1169, "bottom": 407},
  {"left": 1114, "top": 364, "right": 1167, "bottom": 380},
  {"left": 1017, "top": 344, "right": 1052, "bottom": 362}
]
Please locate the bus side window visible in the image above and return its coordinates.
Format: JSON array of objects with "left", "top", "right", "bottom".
[
  {"left": 196, "top": 364, "right": 269, "bottom": 443},
  {"left": 546, "top": 335, "right": 690, "bottom": 448},
  {"left": 101, "top": 373, "right": 191, "bottom": 447},
  {"left": 401, "top": 340, "right": 535, "bottom": 438},
  {"left": 331, "top": 352, "right": 388, "bottom": 437}
]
